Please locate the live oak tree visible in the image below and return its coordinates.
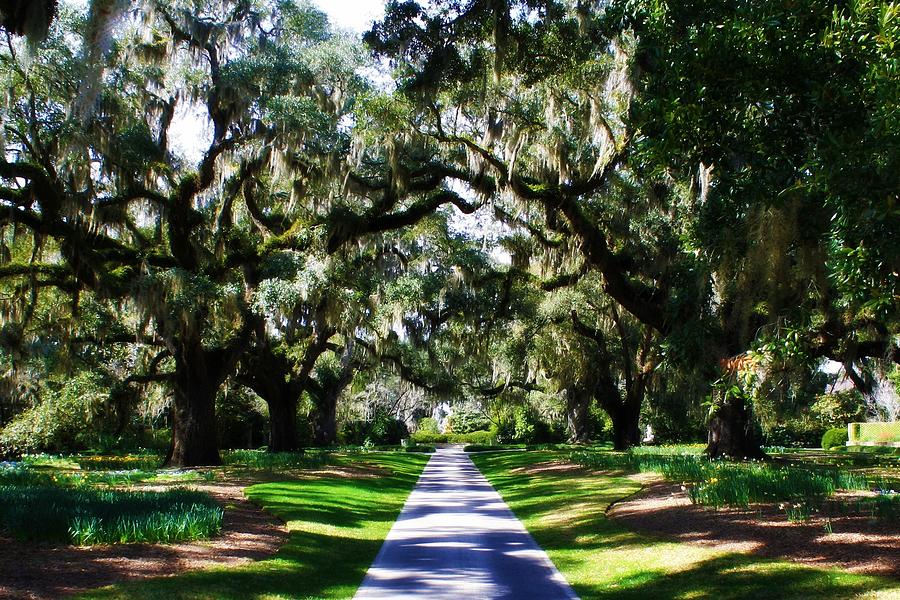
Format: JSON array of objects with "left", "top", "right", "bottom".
[
  {"left": 0, "top": 0, "right": 369, "bottom": 465},
  {"left": 613, "top": 0, "right": 900, "bottom": 456},
  {"left": 369, "top": 0, "right": 898, "bottom": 457}
]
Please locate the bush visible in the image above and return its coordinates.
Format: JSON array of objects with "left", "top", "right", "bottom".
[
  {"left": 447, "top": 403, "right": 491, "bottom": 434},
  {"left": 570, "top": 448, "right": 871, "bottom": 509},
  {"left": 404, "top": 444, "right": 435, "bottom": 453},
  {"left": 416, "top": 417, "right": 440, "bottom": 434},
  {"left": 217, "top": 388, "right": 267, "bottom": 450},
  {"left": 222, "top": 449, "right": 329, "bottom": 469},
  {"left": 0, "top": 372, "right": 110, "bottom": 455},
  {"left": 408, "top": 431, "right": 448, "bottom": 444},
  {"left": 408, "top": 430, "right": 496, "bottom": 445},
  {"left": 810, "top": 391, "right": 866, "bottom": 429},
  {"left": 822, "top": 427, "right": 849, "bottom": 450},
  {"left": 340, "top": 408, "right": 409, "bottom": 446},
  {"left": 762, "top": 423, "right": 824, "bottom": 448},
  {"left": 0, "top": 486, "right": 222, "bottom": 544}
]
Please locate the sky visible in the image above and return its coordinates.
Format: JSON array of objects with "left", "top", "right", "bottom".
[{"left": 312, "top": 0, "right": 386, "bottom": 34}]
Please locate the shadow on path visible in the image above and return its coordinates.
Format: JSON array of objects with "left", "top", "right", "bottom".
[{"left": 354, "top": 447, "right": 578, "bottom": 600}]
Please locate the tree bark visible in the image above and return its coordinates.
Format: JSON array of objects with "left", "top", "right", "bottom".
[
  {"left": 312, "top": 344, "right": 355, "bottom": 446},
  {"left": 705, "top": 394, "right": 765, "bottom": 459},
  {"left": 165, "top": 344, "right": 223, "bottom": 467},
  {"left": 608, "top": 399, "right": 641, "bottom": 451},
  {"left": 566, "top": 387, "right": 592, "bottom": 443},
  {"left": 312, "top": 392, "right": 338, "bottom": 446},
  {"left": 266, "top": 393, "right": 300, "bottom": 452}
]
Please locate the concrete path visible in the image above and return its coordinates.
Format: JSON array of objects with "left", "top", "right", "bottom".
[{"left": 353, "top": 447, "right": 579, "bottom": 600}]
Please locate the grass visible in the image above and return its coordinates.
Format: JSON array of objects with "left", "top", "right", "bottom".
[
  {"left": 570, "top": 449, "right": 880, "bottom": 510},
  {"left": 471, "top": 450, "right": 900, "bottom": 599},
  {"left": 75, "top": 452, "right": 429, "bottom": 600},
  {"left": 0, "top": 461, "right": 216, "bottom": 488},
  {"left": 0, "top": 486, "right": 222, "bottom": 544},
  {"left": 221, "top": 449, "right": 332, "bottom": 470}
]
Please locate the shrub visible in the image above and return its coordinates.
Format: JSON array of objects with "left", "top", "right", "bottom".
[
  {"left": 217, "top": 388, "right": 267, "bottom": 450},
  {"left": 416, "top": 417, "right": 440, "bottom": 434},
  {"left": 810, "top": 391, "right": 866, "bottom": 429},
  {"left": 762, "top": 423, "right": 824, "bottom": 448},
  {"left": 0, "top": 486, "right": 223, "bottom": 544},
  {"left": 408, "top": 431, "right": 448, "bottom": 444},
  {"left": 408, "top": 430, "right": 497, "bottom": 445},
  {"left": 340, "top": 408, "right": 409, "bottom": 446},
  {"left": 403, "top": 444, "right": 435, "bottom": 453},
  {"left": 447, "top": 403, "right": 491, "bottom": 434},
  {"left": 822, "top": 427, "right": 849, "bottom": 450},
  {"left": 464, "top": 444, "right": 524, "bottom": 452},
  {"left": 222, "top": 449, "right": 328, "bottom": 469},
  {"left": 0, "top": 372, "right": 110, "bottom": 455}
]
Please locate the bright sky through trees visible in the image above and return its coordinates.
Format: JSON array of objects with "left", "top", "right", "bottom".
[{"left": 313, "top": 0, "right": 385, "bottom": 33}]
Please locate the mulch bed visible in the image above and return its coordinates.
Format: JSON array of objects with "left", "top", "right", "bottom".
[
  {"left": 0, "top": 482, "right": 288, "bottom": 600},
  {"left": 609, "top": 477, "right": 900, "bottom": 579}
]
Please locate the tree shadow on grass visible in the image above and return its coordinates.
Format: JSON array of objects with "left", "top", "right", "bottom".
[
  {"left": 471, "top": 451, "right": 899, "bottom": 600},
  {"left": 577, "top": 553, "right": 897, "bottom": 600},
  {"left": 76, "top": 454, "right": 430, "bottom": 600}
]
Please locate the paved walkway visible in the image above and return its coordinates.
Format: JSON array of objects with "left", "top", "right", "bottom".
[{"left": 353, "top": 447, "right": 579, "bottom": 600}]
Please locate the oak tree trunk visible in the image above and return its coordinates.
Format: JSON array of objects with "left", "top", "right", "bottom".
[
  {"left": 313, "top": 392, "right": 338, "bottom": 446},
  {"left": 566, "top": 388, "right": 592, "bottom": 443},
  {"left": 609, "top": 402, "right": 641, "bottom": 451},
  {"left": 706, "top": 394, "right": 765, "bottom": 459},
  {"left": 166, "top": 372, "right": 222, "bottom": 467},
  {"left": 164, "top": 339, "right": 226, "bottom": 467},
  {"left": 266, "top": 393, "right": 300, "bottom": 452}
]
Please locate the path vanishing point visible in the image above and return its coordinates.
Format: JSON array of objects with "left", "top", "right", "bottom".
[{"left": 353, "top": 446, "right": 580, "bottom": 600}]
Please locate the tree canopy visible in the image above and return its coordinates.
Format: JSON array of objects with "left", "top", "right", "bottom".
[{"left": 0, "top": 0, "right": 896, "bottom": 464}]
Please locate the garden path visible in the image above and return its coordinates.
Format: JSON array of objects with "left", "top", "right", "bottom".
[{"left": 353, "top": 446, "right": 579, "bottom": 600}]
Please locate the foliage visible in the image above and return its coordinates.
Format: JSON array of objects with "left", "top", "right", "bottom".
[
  {"left": 221, "top": 449, "right": 329, "bottom": 470},
  {"left": 340, "top": 407, "right": 409, "bottom": 446},
  {"left": 809, "top": 390, "right": 868, "bottom": 429},
  {"left": 0, "top": 486, "right": 222, "bottom": 545},
  {"left": 849, "top": 422, "right": 900, "bottom": 444},
  {"left": 822, "top": 428, "right": 850, "bottom": 450},
  {"left": 447, "top": 402, "right": 492, "bottom": 434},
  {"left": 216, "top": 387, "right": 268, "bottom": 450},
  {"left": 0, "top": 372, "right": 114, "bottom": 455},
  {"left": 415, "top": 417, "right": 439, "bottom": 434},
  {"left": 408, "top": 430, "right": 497, "bottom": 445}
]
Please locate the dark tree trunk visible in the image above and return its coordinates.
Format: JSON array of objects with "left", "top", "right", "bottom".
[
  {"left": 163, "top": 334, "right": 238, "bottom": 467},
  {"left": 706, "top": 394, "right": 765, "bottom": 459},
  {"left": 566, "top": 387, "right": 592, "bottom": 443},
  {"left": 165, "top": 360, "right": 222, "bottom": 467},
  {"left": 312, "top": 349, "right": 355, "bottom": 446},
  {"left": 313, "top": 392, "right": 338, "bottom": 446},
  {"left": 609, "top": 401, "right": 641, "bottom": 451},
  {"left": 267, "top": 393, "right": 300, "bottom": 452}
]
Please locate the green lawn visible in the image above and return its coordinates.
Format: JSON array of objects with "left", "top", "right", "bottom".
[
  {"left": 471, "top": 451, "right": 900, "bottom": 600},
  {"left": 76, "top": 453, "right": 429, "bottom": 600}
]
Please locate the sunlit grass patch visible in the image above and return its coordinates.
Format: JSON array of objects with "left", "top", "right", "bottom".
[
  {"left": 221, "top": 449, "right": 333, "bottom": 470},
  {"left": 472, "top": 451, "right": 900, "bottom": 600},
  {"left": 75, "top": 452, "right": 430, "bottom": 600}
]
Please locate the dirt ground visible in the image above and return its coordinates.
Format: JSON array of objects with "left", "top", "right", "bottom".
[
  {"left": 609, "top": 476, "right": 900, "bottom": 579},
  {"left": 0, "top": 481, "right": 288, "bottom": 600}
]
